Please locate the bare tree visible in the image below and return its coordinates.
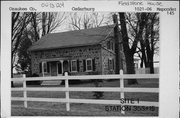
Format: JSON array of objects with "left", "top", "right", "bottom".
[
  {"left": 11, "top": 12, "right": 32, "bottom": 86},
  {"left": 69, "top": 12, "right": 107, "bottom": 30},
  {"left": 119, "top": 12, "right": 159, "bottom": 79},
  {"left": 20, "top": 12, "right": 66, "bottom": 72},
  {"left": 127, "top": 13, "right": 159, "bottom": 73},
  {"left": 12, "top": 12, "right": 66, "bottom": 82},
  {"left": 12, "top": 13, "right": 31, "bottom": 66},
  {"left": 144, "top": 13, "right": 159, "bottom": 73},
  {"left": 30, "top": 12, "right": 66, "bottom": 41},
  {"left": 41, "top": 12, "right": 66, "bottom": 36},
  {"left": 119, "top": 12, "right": 149, "bottom": 84}
]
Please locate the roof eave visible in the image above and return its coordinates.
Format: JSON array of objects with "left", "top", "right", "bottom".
[{"left": 29, "top": 43, "right": 101, "bottom": 52}]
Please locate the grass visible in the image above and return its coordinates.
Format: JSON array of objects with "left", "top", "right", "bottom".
[{"left": 11, "top": 79, "right": 159, "bottom": 116}]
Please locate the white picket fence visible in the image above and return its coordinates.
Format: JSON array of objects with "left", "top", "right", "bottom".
[{"left": 11, "top": 70, "right": 159, "bottom": 114}]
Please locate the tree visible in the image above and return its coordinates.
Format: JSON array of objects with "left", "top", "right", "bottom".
[
  {"left": 12, "top": 12, "right": 66, "bottom": 83},
  {"left": 119, "top": 12, "right": 149, "bottom": 84},
  {"left": 30, "top": 12, "right": 66, "bottom": 41},
  {"left": 144, "top": 13, "right": 159, "bottom": 73},
  {"left": 16, "top": 30, "right": 32, "bottom": 74},
  {"left": 133, "top": 13, "right": 159, "bottom": 73},
  {"left": 17, "top": 12, "right": 66, "bottom": 73},
  {"left": 11, "top": 12, "right": 32, "bottom": 87},
  {"left": 118, "top": 12, "right": 159, "bottom": 79},
  {"left": 69, "top": 12, "right": 107, "bottom": 30}
]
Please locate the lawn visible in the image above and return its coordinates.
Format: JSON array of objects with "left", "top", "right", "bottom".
[{"left": 11, "top": 79, "right": 159, "bottom": 116}]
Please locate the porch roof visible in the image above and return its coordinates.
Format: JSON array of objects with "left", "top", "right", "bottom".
[{"left": 28, "top": 25, "right": 115, "bottom": 51}]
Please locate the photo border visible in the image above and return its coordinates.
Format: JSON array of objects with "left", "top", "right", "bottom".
[{"left": 1, "top": 1, "right": 179, "bottom": 118}]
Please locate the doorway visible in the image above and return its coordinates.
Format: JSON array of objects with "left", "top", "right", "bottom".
[
  {"left": 63, "top": 60, "right": 69, "bottom": 73},
  {"left": 51, "top": 61, "right": 57, "bottom": 76}
]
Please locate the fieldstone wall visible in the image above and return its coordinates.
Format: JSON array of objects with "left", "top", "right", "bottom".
[
  {"left": 100, "top": 38, "right": 115, "bottom": 74},
  {"left": 101, "top": 48, "right": 116, "bottom": 74},
  {"left": 100, "top": 37, "right": 126, "bottom": 74},
  {"left": 31, "top": 45, "right": 102, "bottom": 75}
]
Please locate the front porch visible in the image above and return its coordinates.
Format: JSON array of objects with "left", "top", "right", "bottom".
[
  {"left": 38, "top": 57, "right": 98, "bottom": 77},
  {"left": 40, "top": 58, "right": 70, "bottom": 77}
]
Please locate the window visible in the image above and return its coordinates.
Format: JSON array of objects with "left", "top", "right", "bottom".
[
  {"left": 83, "top": 58, "right": 95, "bottom": 72},
  {"left": 107, "top": 40, "right": 114, "bottom": 51},
  {"left": 110, "top": 41, "right": 114, "bottom": 51},
  {"left": 39, "top": 62, "right": 50, "bottom": 73},
  {"left": 108, "top": 58, "right": 114, "bottom": 70},
  {"left": 86, "top": 59, "right": 92, "bottom": 71},
  {"left": 71, "top": 60, "right": 77, "bottom": 72}
]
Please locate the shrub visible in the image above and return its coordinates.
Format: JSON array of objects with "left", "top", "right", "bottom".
[{"left": 92, "top": 79, "right": 104, "bottom": 99}]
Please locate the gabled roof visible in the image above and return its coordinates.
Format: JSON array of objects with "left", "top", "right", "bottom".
[{"left": 28, "top": 25, "right": 115, "bottom": 51}]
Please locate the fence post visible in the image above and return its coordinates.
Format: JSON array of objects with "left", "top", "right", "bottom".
[
  {"left": 23, "top": 74, "right": 27, "bottom": 108},
  {"left": 120, "top": 70, "right": 125, "bottom": 114},
  {"left": 65, "top": 72, "right": 70, "bottom": 111}
]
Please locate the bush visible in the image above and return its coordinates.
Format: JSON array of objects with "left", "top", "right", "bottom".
[
  {"left": 86, "top": 72, "right": 104, "bottom": 99},
  {"left": 92, "top": 79, "right": 104, "bottom": 99}
]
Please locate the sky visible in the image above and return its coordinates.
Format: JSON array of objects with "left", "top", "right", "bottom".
[{"left": 52, "top": 12, "right": 113, "bottom": 33}]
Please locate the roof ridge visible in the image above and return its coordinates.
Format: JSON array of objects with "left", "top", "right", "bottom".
[{"left": 46, "top": 24, "right": 115, "bottom": 35}]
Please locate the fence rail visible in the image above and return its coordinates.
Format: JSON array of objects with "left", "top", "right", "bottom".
[
  {"left": 11, "top": 70, "right": 159, "bottom": 114},
  {"left": 12, "top": 87, "right": 158, "bottom": 93}
]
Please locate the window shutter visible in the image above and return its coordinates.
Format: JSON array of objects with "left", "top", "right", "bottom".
[
  {"left": 112, "top": 59, "right": 114, "bottom": 70},
  {"left": 92, "top": 58, "right": 95, "bottom": 71},
  {"left": 111, "top": 42, "right": 114, "bottom": 51},
  {"left": 69, "top": 60, "right": 71, "bottom": 72},
  {"left": 112, "top": 42, "right": 115, "bottom": 51},
  {"left": 107, "top": 41, "right": 110, "bottom": 49},
  {"left": 58, "top": 62, "right": 62, "bottom": 74},
  {"left": 77, "top": 60, "right": 79, "bottom": 72},
  {"left": 108, "top": 59, "right": 110, "bottom": 70},
  {"left": 39, "top": 62, "right": 42, "bottom": 73},
  {"left": 83, "top": 60, "right": 86, "bottom": 72},
  {"left": 47, "top": 62, "right": 50, "bottom": 73}
]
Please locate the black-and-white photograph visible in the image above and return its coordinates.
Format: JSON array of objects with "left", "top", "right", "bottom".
[{"left": 11, "top": 12, "right": 160, "bottom": 116}]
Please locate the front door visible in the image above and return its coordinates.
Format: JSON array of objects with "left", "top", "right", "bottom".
[
  {"left": 63, "top": 60, "right": 69, "bottom": 73},
  {"left": 51, "top": 62, "right": 57, "bottom": 76}
]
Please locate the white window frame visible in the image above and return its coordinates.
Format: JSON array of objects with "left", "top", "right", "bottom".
[
  {"left": 71, "top": 60, "right": 77, "bottom": 72},
  {"left": 107, "top": 39, "right": 114, "bottom": 51},
  {"left": 86, "top": 58, "right": 93, "bottom": 72},
  {"left": 110, "top": 41, "right": 114, "bottom": 51}
]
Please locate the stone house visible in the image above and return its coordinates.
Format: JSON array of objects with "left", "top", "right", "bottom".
[{"left": 28, "top": 25, "right": 126, "bottom": 76}]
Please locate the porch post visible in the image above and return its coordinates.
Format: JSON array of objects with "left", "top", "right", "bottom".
[
  {"left": 56, "top": 61, "right": 58, "bottom": 76},
  {"left": 60, "top": 60, "right": 64, "bottom": 74},
  {"left": 42, "top": 61, "right": 44, "bottom": 77}
]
